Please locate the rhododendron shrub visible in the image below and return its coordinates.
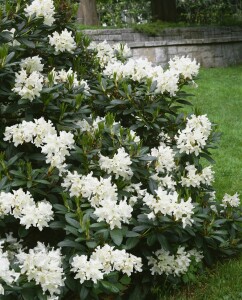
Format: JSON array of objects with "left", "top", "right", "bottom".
[{"left": 0, "top": 1, "right": 241, "bottom": 299}]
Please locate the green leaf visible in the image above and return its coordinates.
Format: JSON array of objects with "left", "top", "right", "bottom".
[
  {"left": 110, "top": 228, "right": 123, "bottom": 246},
  {"left": 125, "top": 237, "right": 139, "bottom": 250},
  {"left": 126, "top": 231, "right": 140, "bottom": 238},
  {"left": 0, "top": 176, "right": 8, "bottom": 190},
  {"left": 58, "top": 239, "right": 83, "bottom": 250},
  {"left": 18, "top": 226, "right": 29, "bottom": 238},
  {"left": 53, "top": 204, "right": 68, "bottom": 212},
  {"left": 120, "top": 275, "right": 131, "bottom": 285},
  {"left": 49, "top": 221, "right": 66, "bottom": 229},
  {"left": 5, "top": 51, "right": 15, "bottom": 64},
  {"left": 65, "top": 225, "right": 79, "bottom": 236},
  {"left": 157, "top": 234, "right": 170, "bottom": 250},
  {"left": 86, "top": 241, "right": 98, "bottom": 248},
  {"left": 20, "top": 38, "right": 35, "bottom": 48},
  {"left": 101, "top": 281, "right": 120, "bottom": 294},
  {"left": 79, "top": 285, "right": 89, "bottom": 300},
  {"left": 147, "top": 233, "right": 156, "bottom": 246},
  {"left": 65, "top": 215, "right": 81, "bottom": 228}
]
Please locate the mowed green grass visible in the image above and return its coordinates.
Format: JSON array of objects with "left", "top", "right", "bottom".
[{"left": 160, "top": 65, "right": 242, "bottom": 300}]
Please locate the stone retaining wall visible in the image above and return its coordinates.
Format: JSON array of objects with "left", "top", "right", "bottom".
[{"left": 83, "top": 27, "right": 242, "bottom": 67}]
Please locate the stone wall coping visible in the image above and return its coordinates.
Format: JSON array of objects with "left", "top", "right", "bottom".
[
  {"left": 82, "top": 26, "right": 242, "bottom": 48},
  {"left": 129, "top": 37, "right": 242, "bottom": 48},
  {"left": 82, "top": 26, "right": 242, "bottom": 36}
]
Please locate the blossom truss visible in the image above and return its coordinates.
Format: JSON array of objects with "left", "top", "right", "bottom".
[
  {"left": 221, "top": 193, "right": 240, "bottom": 208},
  {"left": 143, "top": 186, "right": 194, "bottom": 228},
  {"left": 62, "top": 171, "right": 133, "bottom": 229},
  {"left": 20, "top": 56, "right": 44, "bottom": 73},
  {"left": 16, "top": 242, "right": 65, "bottom": 297},
  {"left": 148, "top": 246, "right": 203, "bottom": 277},
  {"left": 150, "top": 143, "right": 176, "bottom": 174},
  {"left": 181, "top": 164, "right": 214, "bottom": 188},
  {"left": 88, "top": 40, "right": 131, "bottom": 68},
  {"left": 71, "top": 244, "right": 142, "bottom": 284},
  {"left": 4, "top": 117, "right": 75, "bottom": 172},
  {"left": 168, "top": 55, "right": 200, "bottom": 80},
  {"left": 12, "top": 69, "right": 44, "bottom": 101},
  {"left": 99, "top": 147, "right": 133, "bottom": 180},
  {"left": 0, "top": 189, "right": 53, "bottom": 230},
  {"left": 0, "top": 242, "right": 20, "bottom": 295},
  {"left": 46, "top": 68, "right": 90, "bottom": 92},
  {"left": 175, "top": 114, "right": 212, "bottom": 156},
  {"left": 24, "top": 0, "right": 56, "bottom": 26},
  {"left": 103, "top": 57, "right": 180, "bottom": 96},
  {"left": 48, "top": 29, "right": 76, "bottom": 53}
]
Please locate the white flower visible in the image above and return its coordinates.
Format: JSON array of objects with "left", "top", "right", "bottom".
[
  {"left": 12, "top": 69, "right": 44, "bottom": 101},
  {"left": 143, "top": 187, "right": 194, "bottom": 228},
  {"left": 71, "top": 244, "right": 142, "bottom": 284},
  {"left": 4, "top": 118, "right": 74, "bottom": 171},
  {"left": 154, "top": 68, "right": 180, "bottom": 96},
  {"left": 99, "top": 147, "right": 133, "bottom": 180},
  {"left": 0, "top": 245, "right": 20, "bottom": 288},
  {"left": 88, "top": 41, "right": 131, "bottom": 68},
  {"left": 62, "top": 172, "right": 117, "bottom": 206},
  {"left": 221, "top": 193, "right": 240, "bottom": 208},
  {"left": 24, "top": 0, "right": 56, "bottom": 26},
  {"left": 181, "top": 164, "right": 214, "bottom": 188},
  {"left": 94, "top": 197, "right": 133, "bottom": 229},
  {"left": 71, "top": 256, "right": 104, "bottom": 284},
  {"left": 150, "top": 143, "right": 176, "bottom": 173},
  {"left": 49, "top": 29, "right": 76, "bottom": 53},
  {"left": 169, "top": 56, "right": 200, "bottom": 80},
  {"left": 148, "top": 247, "right": 202, "bottom": 277},
  {"left": 20, "top": 56, "right": 44, "bottom": 73},
  {"left": 175, "top": 114, "right": 212, "bottom": 156},
  {"left": 129, "top": 130, "right": 140, "bottom": 143},
  {"left": 16, "top": 242, "right": 64, "bottom": 297},
  {"left": 41, "top": 131, "right": 75, "bottom": 171},
  {"left": 0, "top": 189, "right": 54, "bottom": 231}
]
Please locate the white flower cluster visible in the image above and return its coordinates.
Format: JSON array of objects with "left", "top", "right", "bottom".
[
  {"left": 48, "top": 29, "right": 76, "bottom": 53},
  {"left": 99, "top": 147, "right": 133, "bottom": 180},
  {"left": 221, "top": 193, "right": 240, "bottom": 208},
  {"left": 47, "top": 68, "right": 90, "bottom": 91},
  {"left": 168, "top": 55, "right": 200, "bottom": 80},
  {"left": 143, "top": 187, "right": 194, "bottom": 227},
  {"left": 4, "top": 118, "right": 75, "bottom": 171},
  {"left": 181, "top": 164, "right": 214, "bottom": 188},
  {"left": 148, "top": 246, "right": 203, "bottom": 276},
  {"left": 0, "top": 242, "right": 20, "bottom": 295},
  {"left": 88, "top": 41, "right": 131, "bottom": 67},
  {"left": 150, "top": 143, "right": 176, "bottom": 173},
  {"left": 20, "top": 55, "right": 44, "bottom": 73},
  {"left": 0, "top": 189, "right": 53, "bottom": 230},
  {"left": 12, "top": 69, "right": 44, "bottom": 101},
  {"left": 71, "top": 244, "right": 142, "bottom": 283},
  {"left": 175, "top": 114, "right": 212, "bottom": 156},
  {"left": 103, "top": 57, "right": 180, "bottom": 96},
  {"left": 16, "top": 242, "right": 64, "bottom": 297},
  {"left": 151, "top": 173, "right": 177, "bottom": 191},
  {"left": 62, "top": 171, "right": 133, "bottom": 229},
  {"left": 77, "top": 116, "right": 104, "bottom": 134},
  {"left": 24, "top": 0, "right": 56, "bottom": 26}
]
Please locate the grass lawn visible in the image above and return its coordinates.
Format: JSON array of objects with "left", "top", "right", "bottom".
[{"left": 160, "top": 65, "right": 242, "bottom": 299}]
